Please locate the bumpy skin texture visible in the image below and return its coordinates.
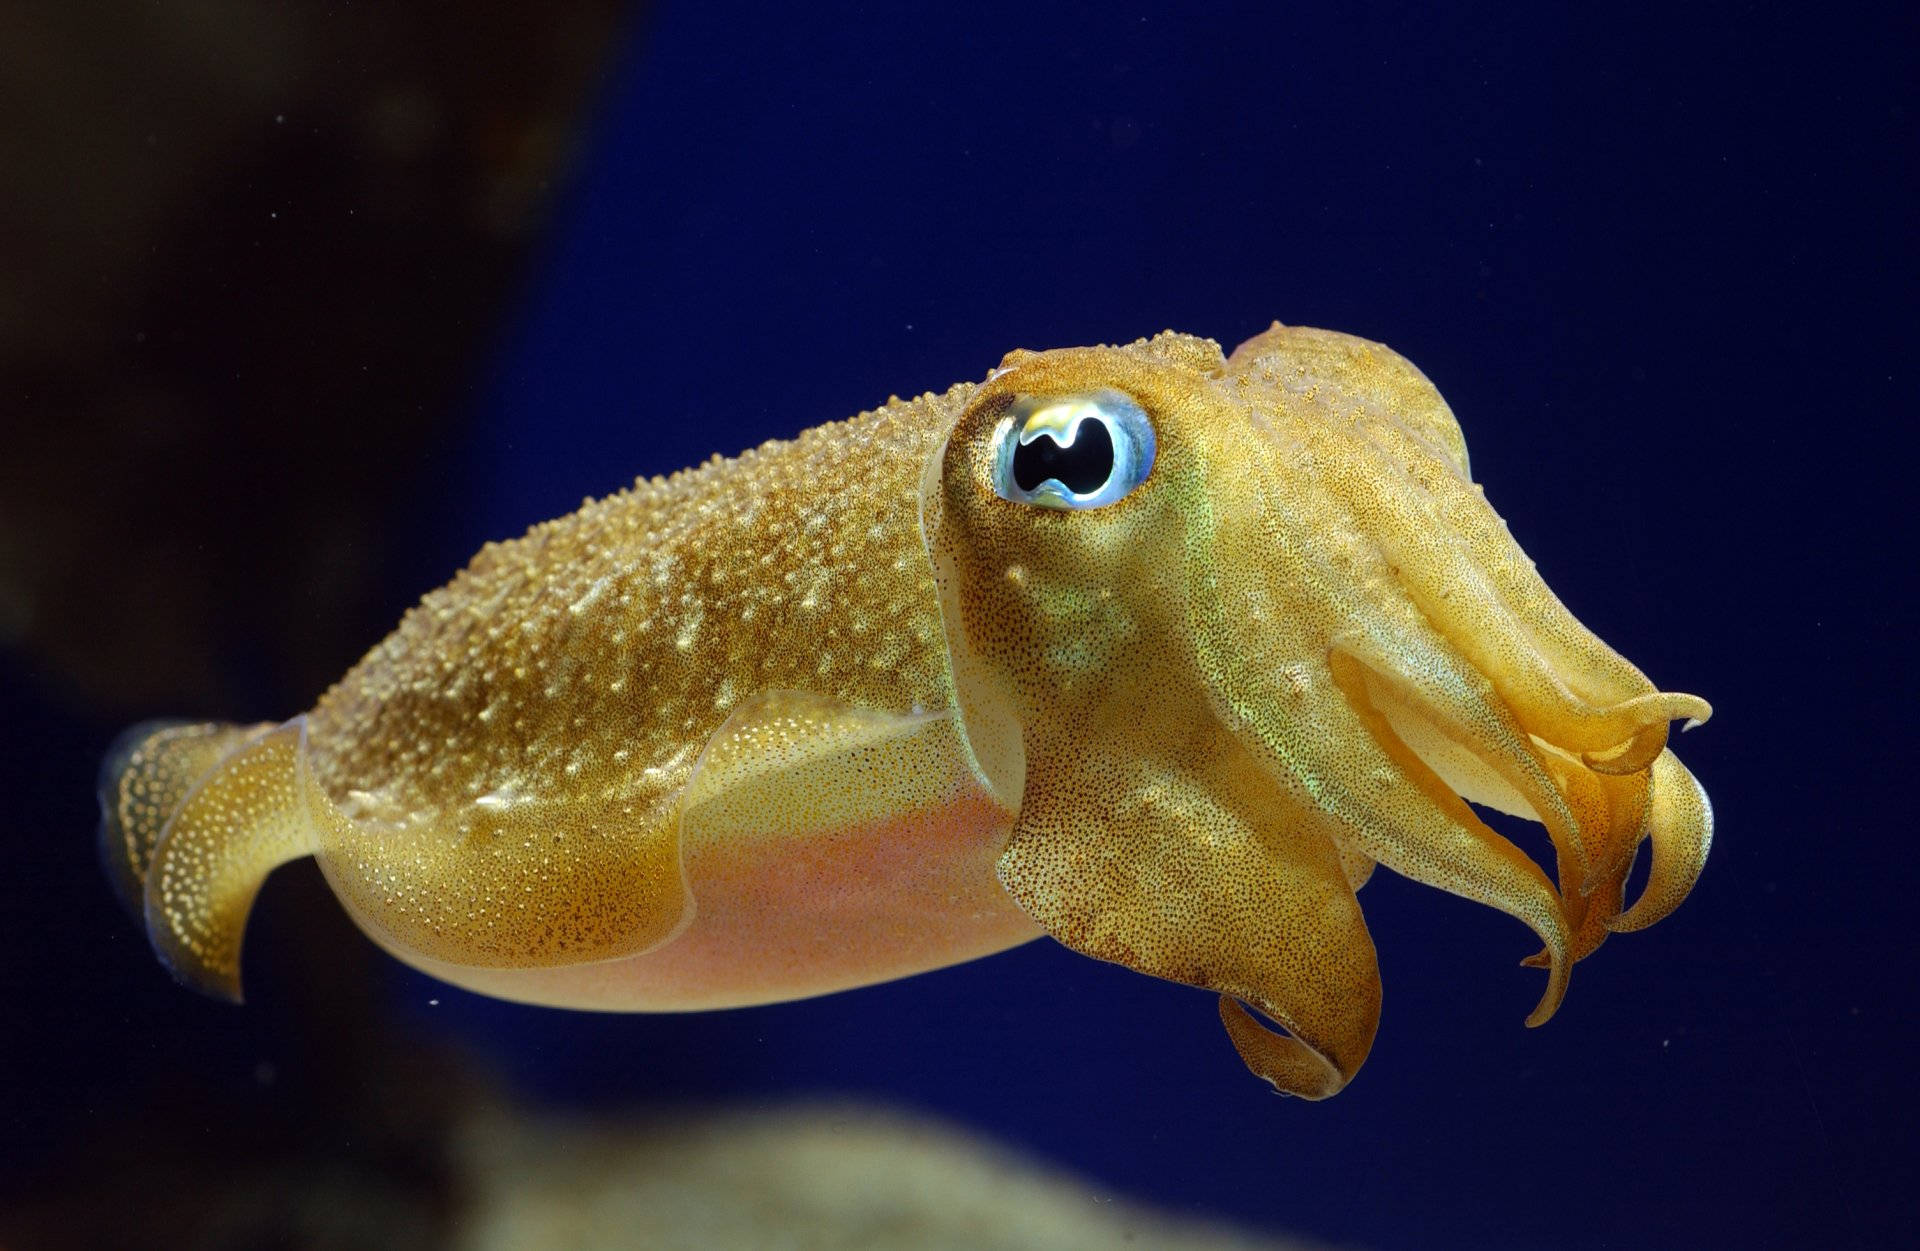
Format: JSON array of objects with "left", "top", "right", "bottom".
[{"left": 101, "top": 324, "right": 1712, "bottom": 1099}]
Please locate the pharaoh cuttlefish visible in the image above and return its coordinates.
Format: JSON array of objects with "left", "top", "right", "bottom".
[{"left": 101, "top": 324, "right": 1711, "bottom": 1099}]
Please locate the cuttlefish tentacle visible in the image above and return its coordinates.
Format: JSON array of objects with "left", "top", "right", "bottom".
[
  {"left": 1221, "top": 327, "right": 1704, "bottom": 941},
  {"left": 1324, "top": 408, "right": 1707, "bottom": 768},
  {"left": 1521, "top": 748, "right": 1711, "bottom": 965},
  {"left": 997, "top": 730, "right": 1380, "bottom": 1099},
  {"left": 1334, "top": 625, "right": 1593, "bottom": 885},
  {"left": 1221, "top": 319, "right": 1663, "bottom": 717},
  {"left": 1352, "top": 415, "right": 1713, "bottom": 766},
  {"left": 1320, "top": 652, "right": 1573, "bottom": 1025},
  {"left": 1611, "top": 749, "right": 1713, "bottom": 933},
  {"left": 1226, "top": 325, "right": 1709, "bottom": 773},
  {"left": 1180, "top": 404, "right": 1576, "bottom": 1023},
  {"left": 1301, "top": 410, "right": 1708, "bottom": 939},
  {"left": 1533, "top": 755, "right": 1651, "bottom": 959},
  {"left": 1185, "top": 575, "right": 1577, "bottom": 1024},
  {"left": 1548, "top": 751, "right": 1652, "bottom": 889}
]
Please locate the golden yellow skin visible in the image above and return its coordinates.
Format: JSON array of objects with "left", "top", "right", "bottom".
[{"left": 100, "top": 324, "right": 1712, "bottom": 1099}]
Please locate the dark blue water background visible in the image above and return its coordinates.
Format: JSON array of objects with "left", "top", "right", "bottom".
[{"left": 8, "top": 3, "right": 1912, "bottom": 1247}]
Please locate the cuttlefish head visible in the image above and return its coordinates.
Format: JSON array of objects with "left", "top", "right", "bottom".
[{"left": 921, "top": 324, "right": 1712, "bottom": 1099}]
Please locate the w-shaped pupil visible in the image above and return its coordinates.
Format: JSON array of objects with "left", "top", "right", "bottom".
[{"left": 1011, "top": 418, "right": 1115, "bottom": 495}]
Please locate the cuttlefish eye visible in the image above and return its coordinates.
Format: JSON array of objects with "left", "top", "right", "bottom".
[{"left": 989, "top": 390, "right": 1156, "bottom": 510}]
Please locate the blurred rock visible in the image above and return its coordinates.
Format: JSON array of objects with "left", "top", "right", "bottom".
[
  {"left": 456, "top": 1101, "right": 1329, "bottom": 1251},
  {"left": 4, "top": 1066, "right": 1335, "bottom": 1251},
  {"left": 0, "top": 0, "right": 637, "bottom": 715}
]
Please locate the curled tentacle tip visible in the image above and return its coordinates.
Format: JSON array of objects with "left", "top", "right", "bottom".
[
  {"left": 1521, "top": 953, "right": 1571, "bottom": 1028},
  {"left": 1578, "top": 692, "right": 1712, "bottom": 773},
  {"left": 1672, "top": 694, "right": 1712, "bottom": 729},
  {"left": 1215, "top": 996, "right": 1352, "bottom": 1100},
  {"left": 1519, "top": 947, "right": 1550, "bottom": 969}
]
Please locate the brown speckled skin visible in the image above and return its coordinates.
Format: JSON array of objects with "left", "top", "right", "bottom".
[
  {"left": 301, "top": 381, "right": 978, "bottom": 977},
  {"left": 106, "top": 325, "right": 1712, "bottom": 1098},
  {"left": 309, "top": 386, "right": 965, "bottom": 782}
]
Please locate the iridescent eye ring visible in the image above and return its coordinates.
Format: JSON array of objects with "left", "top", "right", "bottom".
[{"left": 988, "top": 390, "right": 1156, "bottom": 510}]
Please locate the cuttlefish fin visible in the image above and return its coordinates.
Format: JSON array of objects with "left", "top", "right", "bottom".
[
  {"left": 309, "top": 752, "right": 690, "bottom": 978},
  {"left": 111, "top": 719, "right": 317, "bottom": 1001},
  {"left": 996, "top": 728, "right": 1379, "bottom": 1099},
  {"left": 98, "top": 718, "right": 276, "bottom": 918}
]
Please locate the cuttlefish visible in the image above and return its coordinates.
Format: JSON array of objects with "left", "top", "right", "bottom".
[{"left": 100, "top": 324, "right": 1712, "bottom": 1099}]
